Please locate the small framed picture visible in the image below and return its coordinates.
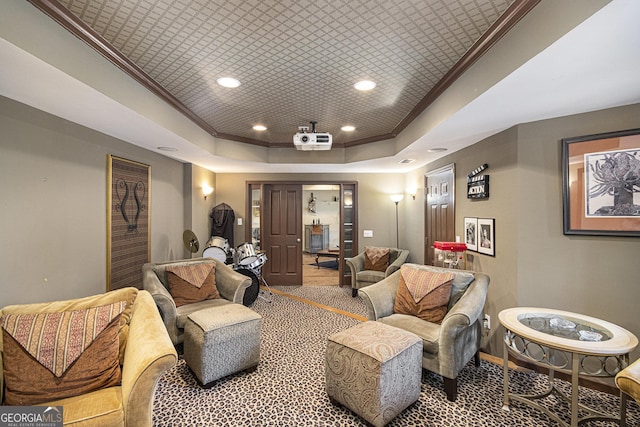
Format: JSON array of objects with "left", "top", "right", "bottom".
[
  {"left": 477, "top": 218, "right": 495, "bottom": 256},
  {"left": 463, "top": 217, "right": 478, "bottom": 251}
]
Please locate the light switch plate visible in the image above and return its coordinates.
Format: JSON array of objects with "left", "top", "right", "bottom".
[
  {"left": 363, "top": 230, "right": 373, "bottom": 238},
  {"left": 237, "top": 218, "right": 242, "bottom": 226}
]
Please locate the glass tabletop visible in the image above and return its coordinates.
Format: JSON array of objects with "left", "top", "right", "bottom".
[{"left": 517, "top": 312, "right": 612, "bottom": 342}]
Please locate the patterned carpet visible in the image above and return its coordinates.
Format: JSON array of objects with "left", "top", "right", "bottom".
[{"left": 152, "top": 287, "right": 640, "bottom": 426}]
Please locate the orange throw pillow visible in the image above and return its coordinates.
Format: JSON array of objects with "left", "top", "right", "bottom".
[
  {"left": 167, "top": 263, "right": 219, "bottom": 307},
  {"left": 364, "top": 247, "right": 390, "bottom": 272},
  {"left": 1, "top": 301, "right": 125, "bottom": 406},
  {"left": 393, "top": 265, "right": 454, "bottom": 323}
]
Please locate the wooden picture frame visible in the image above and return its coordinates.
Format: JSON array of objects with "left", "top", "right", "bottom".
[
  {"left": 107, "top": 155, "right": 151, "bottom": 291},
  {"left": 464, "top": 217, "right": 478, "bottom": 251},
  {"left": 477, "top": 218, "right": 495, "bottom": 256},
  {"left": 562, "top": 128, "right": 640, "bottom": 236}
]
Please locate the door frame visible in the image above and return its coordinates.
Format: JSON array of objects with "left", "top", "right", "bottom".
[
  {"left": 246, "top": 180, "right": 358, "bottom": 286},
  {"left": 424, "top": 163, "right": 456, "bottom": 265}
]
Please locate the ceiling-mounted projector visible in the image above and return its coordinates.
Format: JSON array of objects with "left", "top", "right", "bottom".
[
  {"left": 293, "top": 132, "right": 332, "bottom": 150},
  {"left": 293, "top": 121, "right": 332, "bottom": 151}
]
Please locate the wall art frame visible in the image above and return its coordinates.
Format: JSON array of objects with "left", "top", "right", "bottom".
[
  {"left": 562, "top": 128, "right": 640, "bottom": 236},
  {"left": 477, "top": 218, "right": 495, "bottom": 256},
  {"left": 107, "top": 155, "right": 151, "bottom": 291},
  {"left": 463, "top": 217, "right": 478, "bottom": 251}
]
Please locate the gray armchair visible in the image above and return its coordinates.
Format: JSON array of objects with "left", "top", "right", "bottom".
[
  {"left": 359, "top": 264, "right": 489, "bottom": 401},
  {"left": 142, "top": 257, "right": 251, "bottom": 345},
  {"left": 345, "top": 248, "right": 409, "bottom": 297}
]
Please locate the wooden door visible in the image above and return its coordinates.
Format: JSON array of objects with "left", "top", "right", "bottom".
[
  {"left": 425, "top": 165, "right": 455, "bottom": 265},
  {"left": 262, "top": 184, "right": 302, "bottom": 285}
]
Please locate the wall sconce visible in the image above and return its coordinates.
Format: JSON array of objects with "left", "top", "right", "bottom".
[
  {"left": 407, "top": 187, "right": 417, "bottom": 200},
  {"left": 202, "top": 184, "right": 213, "bottom": 200}
]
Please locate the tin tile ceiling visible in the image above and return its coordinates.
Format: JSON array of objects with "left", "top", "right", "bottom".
[{"left": 44, "top": 0, "right": 518, "bottom": 147}]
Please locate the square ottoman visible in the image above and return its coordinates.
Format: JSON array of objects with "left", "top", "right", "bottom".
[
  {"left": 326, "top": 321, "right": 422, "bottom": 427},
  {"left": 184, "top": 303, "right": 262, "bottom": 387}
]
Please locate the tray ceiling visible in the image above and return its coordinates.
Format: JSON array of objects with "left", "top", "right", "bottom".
[{"left": 40, "top": 0, "right": 522, "bottom": 147}]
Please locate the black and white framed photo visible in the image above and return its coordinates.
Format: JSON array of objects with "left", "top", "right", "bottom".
[
  {"left": 463, "top": 217, "right": 478, "bottom": 251},
  {"left": 477, "top": 218, "right": 495, "bottom": 256}
]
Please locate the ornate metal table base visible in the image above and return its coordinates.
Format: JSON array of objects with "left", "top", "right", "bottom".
[{"left": 502, "top": 331, "right": 629, "bottom": 426}]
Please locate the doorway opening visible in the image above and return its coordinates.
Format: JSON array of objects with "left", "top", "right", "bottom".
[{"left": 302, "top": 185, "right": 340, "bottom": 286}]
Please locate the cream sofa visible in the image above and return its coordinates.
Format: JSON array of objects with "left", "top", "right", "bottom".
[
  {"left": 0, "top": 287, "right": 177, "bottom": 426},
  {"left": 359, "top": 264, "right": 489, "bottom": 401},
  {"left": 142, "top": 257, "right": 252, "bottom": 345}
]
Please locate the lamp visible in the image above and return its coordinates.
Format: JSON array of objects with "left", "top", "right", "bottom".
[
  {"left": 202, "top": 184, "right": 213, "bottom": 200},
  {"left": 390, "top": 194, "right": 403, "bottom": 248}
]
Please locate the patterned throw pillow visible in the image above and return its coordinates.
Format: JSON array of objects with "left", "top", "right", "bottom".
[
  {"left": 166, "top": 263, "right": 219, "bottom": 307},
  {"left": 1, "top": 301, "right": 126, "bottom": 406},
  {"left": 364, "top": 247, "right": 390, "bottom": 272},
  {"left": 393, "top": 265, "right": 455, "bottom": 323}
]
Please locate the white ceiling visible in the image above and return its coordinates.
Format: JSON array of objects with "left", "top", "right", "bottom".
[{"left": 1, "top": 0, "right": 639, "bottom": 173}]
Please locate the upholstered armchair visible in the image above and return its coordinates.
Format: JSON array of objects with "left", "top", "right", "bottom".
[
  {"left": 142, "top": 257, "right": 252, "bottom": 345},
  {"left": 359, "top": 264, "right": 490, "bottom": 401},
  {"left": 616, "top": 357, "right": 640, "bottom": 416},
  {"left": 0, "top": 287, "right": 177, "bottom": 426},
  {"left": 346, "top": 247, "right": 409, "bottom": 297}
]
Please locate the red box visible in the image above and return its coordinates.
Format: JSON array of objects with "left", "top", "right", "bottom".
[{"left": 433, "top": 241, "right": 467, "bottom": 252}]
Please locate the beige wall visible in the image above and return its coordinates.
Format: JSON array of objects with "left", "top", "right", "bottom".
[
  {"left": 2, "top": 93, "right": 639, "bottom": 360},
  {"left": 0, "top": 96, "right": 186, "bottom": 305},
  {"left": 406, "top": 103, "right": 640, "bottom": 358}
]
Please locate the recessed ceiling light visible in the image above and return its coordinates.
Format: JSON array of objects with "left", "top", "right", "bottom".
[
  {"left": 157, "top": 146, "right": 178, "bottom": 152},
  {"left": 427, "top": 148, "right": 448, "bottom": 153},
  {"left": 399, "top": 158, "right": 415, "bottom": 164},
  {"left": 354, "top": 80, "right": 376, "bottom": 91},
  {"left": 253, "top": 125, "right": 267, "bottom": 131},
  {"left": 217, "top": 77, "right": 240, "bottom": 88},
  {"left": 341, "top": 125, "right": 355, "bottom": 132}
]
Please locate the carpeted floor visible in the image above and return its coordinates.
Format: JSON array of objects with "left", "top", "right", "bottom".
[{"left": 153, "top": 287, "right": 639, "bottom": 426}]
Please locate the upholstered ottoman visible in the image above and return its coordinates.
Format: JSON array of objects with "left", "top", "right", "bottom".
[
  {"left": 184, "top": 304, "right": 262, "bottom": 387},
  {"left": 325, "top": 321, "right": 422, "bottom": 427}
]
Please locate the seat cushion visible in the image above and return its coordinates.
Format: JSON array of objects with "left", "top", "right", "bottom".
[
  {"left": 40, "top": 385, "right": 124, "bottom": 427},
  {"left": 175, "top": 298, "right": 233, "bottom": 329},
  {"left": 379, "top": 314, "right": 440, "bottom": 355},
  {"left": 356, "top": 270, "right": 385, "bottom": 284}
]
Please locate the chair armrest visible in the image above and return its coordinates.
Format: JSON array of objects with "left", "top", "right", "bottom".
[
  {"left": 385, "top": 249, "right": 409, "bottom": 277},
  {"left": 616, "top": 357, "right": 640, "bottom": 403},
  {"left": 141, "top": 263, "right": 179, "bottom": 344},
  {"left": 437, "top": 273, "right": 490, "bottom": 377},
  {"left": 345, "top": 252, "right": 366, "bottom": 288},
  {"left": 358, "top": 270, "right": 401, "bottom": 320},
  {"left": 121, "top": 291, "right": 177, "bottom": 427},
  {"left": 214, "top": 262, "right": 252, "bottom": 303}
]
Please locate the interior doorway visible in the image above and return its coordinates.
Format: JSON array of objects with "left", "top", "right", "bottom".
[
  {"left": 302, "top": 185, "right": 340, "bottom": 286},
  {"left": 424, "top": 164, "right": 456, "bottom": 265},
  {"left": 246, "top": 181, "right": 357, "bottom": 287}
]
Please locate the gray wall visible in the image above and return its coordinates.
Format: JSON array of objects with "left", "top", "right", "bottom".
[
  {"left": 0, "top": 96, "right": 187, "bottom": 305},
  {"left": 2, "top": 94, "right": 639, "bottom": 361},
  {"left": 403, "top": 103, "right": 640, "bottom": 358}
]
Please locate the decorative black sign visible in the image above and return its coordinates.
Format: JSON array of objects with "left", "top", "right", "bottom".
[{"left": 467, "top": 163, "right": 489, "bottom": 199}]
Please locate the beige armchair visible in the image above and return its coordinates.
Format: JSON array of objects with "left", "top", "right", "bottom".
[
  {"left": 359, "top": 264, "right": 489, "bottom": 401},
  {"left": 0, "top": 287, "right": 177, "bottom": 426},
  {"left": 346, "top": 248, "right": 409, "bottom": 297},
  {"left": 616, "top": 357, "right": 640, "bottom": 422},
  {"left": 142, "top": 257, "right": 252, "bottom": 345}
]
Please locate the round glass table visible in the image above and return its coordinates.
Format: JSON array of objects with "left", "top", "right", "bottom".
[{"left": 499, "top": 307, "right": 638, "bottom": 427}]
